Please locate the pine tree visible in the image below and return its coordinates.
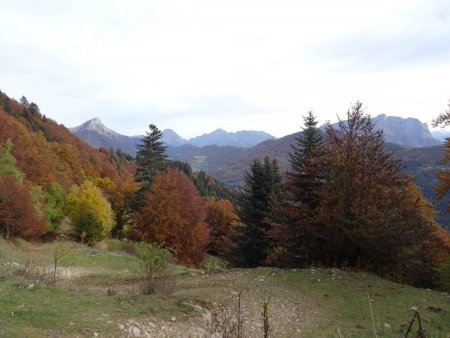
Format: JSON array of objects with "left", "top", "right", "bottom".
[
  {"left": 234, "top": 157, "right": 282, "bottom": 267},
  {"left": 133, "top": 124, "right": 167, "bottom": 210}
]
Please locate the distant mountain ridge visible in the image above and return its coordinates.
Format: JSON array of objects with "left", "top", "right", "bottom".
[
  {"left": 323, "top": 114, "right": 441, "bottom": 148},
  {"left": 69, "top": 118, "right": 139, "bottom": 156},
  {"left": 371, "top": 114, "right": 441, "bottom": 147},
  {"left": 70, "top": 118, "right": 274, "bottom": 155},
  {"left": 189, "top": 128, "right": 273, "bottom": 148},
  {"left": 431, "top": 129, "right": 449, "bottom": 142}
]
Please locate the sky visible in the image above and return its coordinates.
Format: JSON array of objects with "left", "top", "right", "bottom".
[{"left": 1, "top": 0, "right": 449, "bottom": 139}]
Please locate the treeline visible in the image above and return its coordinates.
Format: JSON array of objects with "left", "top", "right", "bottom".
[
  {"left": 1, "top": 90, "right": 449, "bottom": 289},
  {"left": 0, "top": 91, "right": 238, "bottom": 267},
  {"left": 230, "top": 104, "right": 450, "bottom": 288}
]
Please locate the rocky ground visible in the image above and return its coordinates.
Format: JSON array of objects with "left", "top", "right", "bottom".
[{"left": 114, "top": 270, "right": 324, "bottom": 337}]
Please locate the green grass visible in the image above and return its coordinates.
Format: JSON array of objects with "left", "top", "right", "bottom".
[
  {"left": 0, "top": 277, "right": 189, "bottom": 337},
  {"left": 1, "top": 240, "right": 449, "bottom": 337},
  {"left": 270, "top": 267, "right": 450, "bottom": 338}
]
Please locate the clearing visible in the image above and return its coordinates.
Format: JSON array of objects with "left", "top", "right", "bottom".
[{"left": 0, "top": 239, "right": 449, "bottom": 337}]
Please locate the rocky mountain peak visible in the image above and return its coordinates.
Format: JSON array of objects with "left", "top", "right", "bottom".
[{"left": 70, "top": 118, "right": 120, "bottom": 139}]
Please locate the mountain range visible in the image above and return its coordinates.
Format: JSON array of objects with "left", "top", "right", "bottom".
[
  {"left": 71, "top": 114, "right": 444, "bottom": 157},
  {"left": 70, "top": 119, "right": 274, "bottom": 155},
  {"left": 70, "top": 116, "right": 448, "bottom": 228}
]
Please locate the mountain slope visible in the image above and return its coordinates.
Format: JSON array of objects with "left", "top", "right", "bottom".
[
  {"left": 70, "top": 118, "right": 139, "bottom": 156},
  {"left": 324, "top": 114, "right": 441, "bottom": 147},
  {"left": 432, "top": 129, "right": 449, "bottom": 142},
  {"left": 188, "top": 129, "right": 274, "bottom": 147},
  {"left": 168, "top": 132, "right": 449, "bottom": 228},
  {"left": 70, "top": 119, "right": 274, "bottom": 154},
  {"left": 162, "top": 129, "right": 188, "bottom": 147},
  {"left": 371, "top": 114, "right": 441, "bottom": 147},
  {"left": 0, "top": 91, "right": 136, "bottom": 192}
]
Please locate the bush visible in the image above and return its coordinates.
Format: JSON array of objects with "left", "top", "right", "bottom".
[
  {"left": 134, "top": 242, "right": 173, "bottom": 295},
  {"left": 73, "top": 211, "right": 104, "bottom": 243},
  {"left": 436, "top": 255, "right": 450, "bottom": 292}
]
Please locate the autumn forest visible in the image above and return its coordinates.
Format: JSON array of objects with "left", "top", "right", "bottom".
[{"left": 0, "top": 89, "right": 449, "bottom": 291}]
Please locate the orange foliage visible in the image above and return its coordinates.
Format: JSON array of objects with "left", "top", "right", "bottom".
[
  {"left": 0, "top": 98, "right": 136, "bottom": 193},
  {"left": 204, "top": 197, "right": 238, "bottom": 259},
  {"left": 133, "top": 169, "right": 208, "bottom": 266}
]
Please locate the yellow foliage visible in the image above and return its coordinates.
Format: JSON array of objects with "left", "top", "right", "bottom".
[{"left": 67, "top": 180, "right": 115, "bottom": 236}]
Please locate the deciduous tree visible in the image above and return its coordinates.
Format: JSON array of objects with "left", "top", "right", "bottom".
[
  {"left": 0, "top": 175, "right": 45, "bottom": 238},
  {"left": 67, "top": 180, "right": 115, "bottom": 241},
  {"left": 133, "top": 169, "right": 208, "bottom": 266},
  {"left": 0, "top": 139, "right": 24, "bottom": 182},
  {"left": 204, "top": 197, "right": 239, "bottom": 259}
]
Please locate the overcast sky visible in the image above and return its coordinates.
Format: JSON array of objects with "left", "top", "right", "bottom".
[{"left": 1, "top": 0, "right": 449, "bottom": 138}]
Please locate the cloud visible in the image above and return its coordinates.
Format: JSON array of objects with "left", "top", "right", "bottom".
[{"left": 0, "top": 0, "right": 449, "bottom": 137}]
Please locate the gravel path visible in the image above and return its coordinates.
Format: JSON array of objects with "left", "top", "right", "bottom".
[{"left": 117, "top": 269, "right": 324, "bottom": 337}]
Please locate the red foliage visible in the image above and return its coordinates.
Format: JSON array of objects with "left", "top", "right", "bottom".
[
  {"left": 0, "top": 175, "right": 45, "bottom": 238},
  {"left": 133, "top": 169, "right": 209, "bottom": 266}
]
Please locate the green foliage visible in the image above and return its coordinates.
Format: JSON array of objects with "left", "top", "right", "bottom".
[
  {"left": 234, "top": 156, "right": 282, "bottom": 267},
  {"left": 134, "top": 242, "right": 173, "bottom": 294},
  {"left": 436, "top": 256, "right": 450, "bottom": 292},
  {"left": 133, "top": 124, "right": 167, "bottom": 210},
  {"left": 44, "top": 183, "right": 67, "bottom": 232},
  {"left": 168, "top": 160, "right": 238, "bottom": 203},
  {"left": 201, "top": 256, "right": 229, "bottom": 272},
  {"left": 72, "top": 210, "right": 104, "bottom": 242},
  {"left": 67, "top": 181, "right": 115, "bottom": 241},
  {"left": 289, "top": 111, "right": 324, "bottom": 174},
  {"left": 0, "top": 138, "right": 24, "bottom": 182}
]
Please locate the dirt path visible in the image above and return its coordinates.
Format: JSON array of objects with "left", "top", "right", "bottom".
[{"left": 117, "top": 269, "right": 324, "bottom": 337}]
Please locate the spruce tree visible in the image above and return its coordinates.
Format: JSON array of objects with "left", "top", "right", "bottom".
[
  {"left": 133, "top": 124, "right": 167, "bottom": 210},
  {"left": 287, "top": 111, "right": 324, "bottom": 207},
  {"left": 234, "top": 156, "right": 282, "bottom": 267},
  {"left": 289, "top": 111, "right": 323, "bottom": 174},
  {"left": 269, "top": 112, "right": 325, "bottom": 267}
]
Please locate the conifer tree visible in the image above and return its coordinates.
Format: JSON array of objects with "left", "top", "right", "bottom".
[
  {"left": 133, "top": 124, "right": 167, "bottom": 210},
  {"left": 289, "top": 111, "right": 324, "bottom": 174},
  {"left": 287, "top": 111, "right": 324, "bottom": 207},
  {"left": 269, "top": 112, "right": 324, "bottom": 267},
  {"left": 234, "top": 156, "right": 282, "bottom": 267}
]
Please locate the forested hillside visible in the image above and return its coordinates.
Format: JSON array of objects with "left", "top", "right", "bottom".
[{"left": 0, "top": 91, "right": 449, "bottom": 293}]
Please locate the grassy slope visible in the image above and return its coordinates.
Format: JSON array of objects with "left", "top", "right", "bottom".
[{"left": 0, "top": 240, "right": 449, "bottom": 337}]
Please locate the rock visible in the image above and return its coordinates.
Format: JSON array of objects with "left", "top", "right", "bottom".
[{"left": 170, "top": 317, "right": 177, "bottom": 322}]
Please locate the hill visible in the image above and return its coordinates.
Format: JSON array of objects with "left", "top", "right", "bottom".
[
  {"left": 0, "top": 239, "right": 448, "bottom": 337},
  {"left": 0, "top": 91, "right": 136, "bottom": 192}
]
